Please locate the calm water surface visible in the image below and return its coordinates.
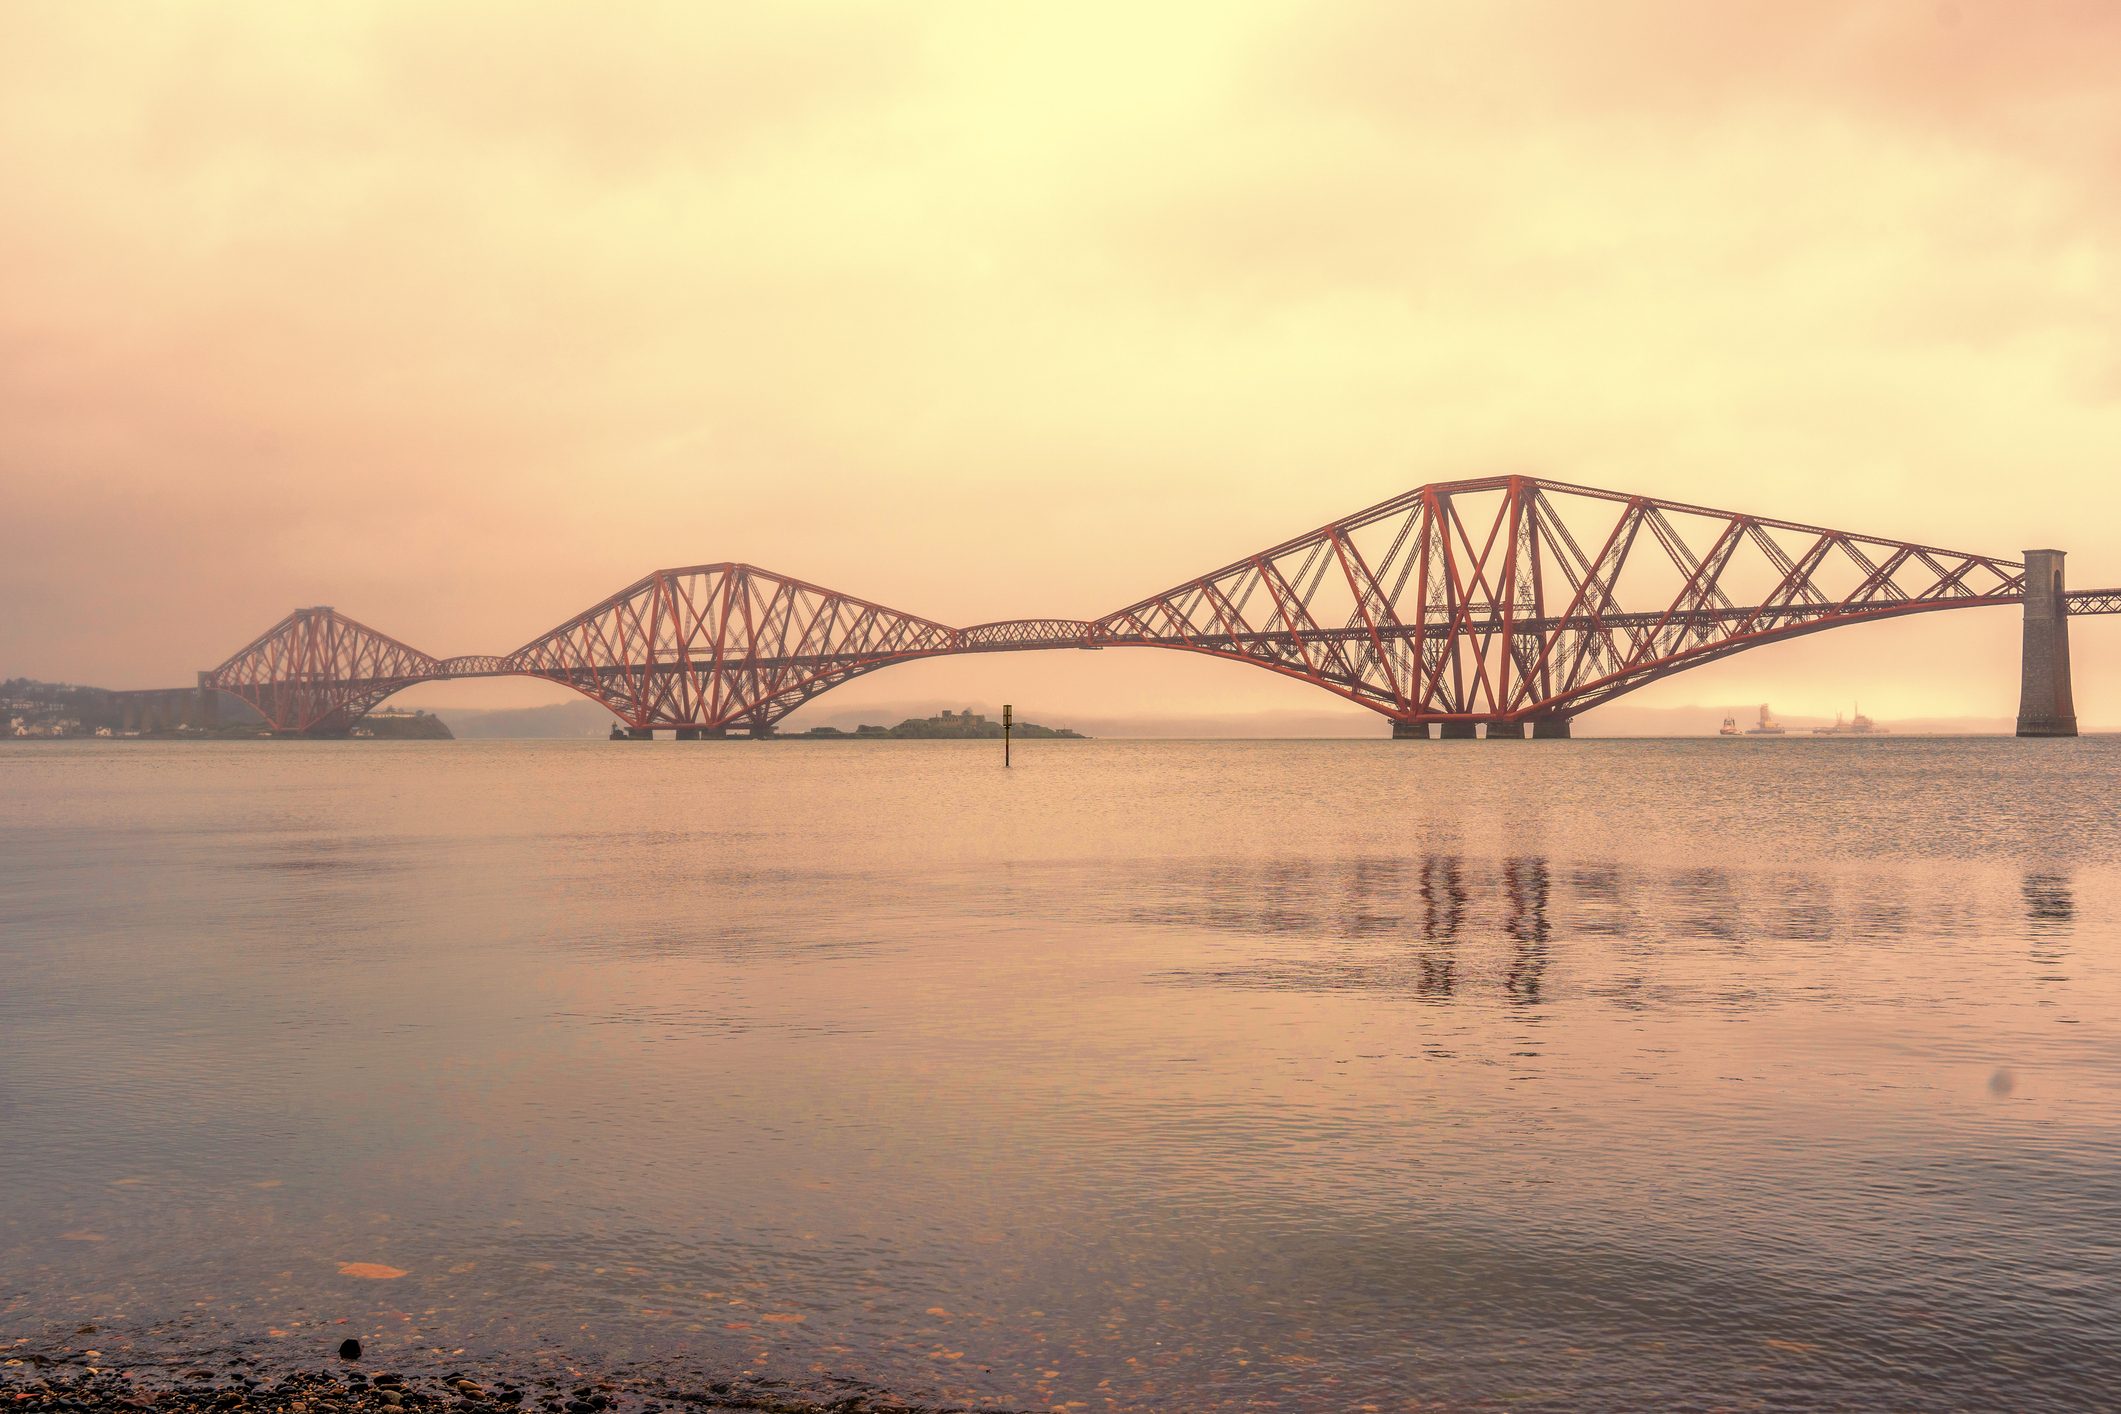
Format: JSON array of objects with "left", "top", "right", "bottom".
[{"left": 3, "top": 738, "right": 2119, "bottom": 1411}]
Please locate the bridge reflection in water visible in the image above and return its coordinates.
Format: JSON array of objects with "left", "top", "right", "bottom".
[
  {"left": 1114, "top": 852, "right": 2078, "bottom": 1012},
  {"left": 152, "top": 476, "right": 2121, "bottom": 738}
]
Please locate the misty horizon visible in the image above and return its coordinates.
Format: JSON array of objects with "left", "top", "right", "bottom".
[
  {"left": 6, "top": 7, "right": 2120, "bottom": 1411},
  {"left": 4, "top": 3, "right": 2118, "bottom": 724}
]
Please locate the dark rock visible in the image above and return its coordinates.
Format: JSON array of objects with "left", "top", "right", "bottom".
[{"left": 339, "top": 1340, "right": 363, "bottom": 1361}]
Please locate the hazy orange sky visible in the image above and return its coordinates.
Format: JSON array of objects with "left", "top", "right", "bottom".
[{"left": 4, "top": 1, "right": 2118, "bottom": 730}]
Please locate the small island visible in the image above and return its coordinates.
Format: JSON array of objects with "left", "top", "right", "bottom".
[
  {"left": 347, "top": 708, "right": 454, "bottom": 740},
  {"left": 793, "top": 707, "right": 1084, "bottom": 740}
]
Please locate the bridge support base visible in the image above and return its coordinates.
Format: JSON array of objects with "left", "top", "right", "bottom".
[
  {"left": 2017, "top": 548, "right": 2078, "bottom": 738},
  {"left": 627, "top": 727, "right": 655, "bottom": 741},
  {"left": 1483, "top": 721, "right": 1570, "bottom": 739},
  {"left": 1437, "top": 721, "right": 1479, "bottom": 740},
  {"left": 1391, "top": 721, "right": 1429, "bottom": 740}
]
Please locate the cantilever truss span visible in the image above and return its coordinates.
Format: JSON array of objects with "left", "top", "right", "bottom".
[{"left": 201, "top": 476, "right": 2108, "bottom": 735}]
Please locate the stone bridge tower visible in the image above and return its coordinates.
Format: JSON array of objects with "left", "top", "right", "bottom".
[{"left": 2016, "top": 549, "right": 2077, "bottom": 737}]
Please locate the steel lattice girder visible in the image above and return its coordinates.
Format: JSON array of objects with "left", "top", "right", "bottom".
[
  {"left": 503, "top": 565, "right": 959, "bottom": 730},
  {"left": 1092, "top": 477, "right": 2025, "bottom": 722},
  {"left": 203, "top": 607, "right": 442, "bottom": 734},
  {"left": 200, "top": 478, "right": 2043, "bottom": 733}
]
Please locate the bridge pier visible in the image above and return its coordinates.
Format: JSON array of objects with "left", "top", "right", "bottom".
[
  {"left": 1393, "top": 717, "right": 1572, "bottom": 740},
  {"left": 2017, "top": 549, "right": 2077, "bottom": 738},
  {"left": 111, "top": 683, "right": 227, "bottom": 734},
  {"left": 1480, "top": 720, "right": 1571, "bottom": 739},
  {"left": 627, "top": 727, "right": 655, "bottom": 741}
]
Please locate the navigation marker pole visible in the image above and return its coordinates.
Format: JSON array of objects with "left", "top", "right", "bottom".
[{"left": 1003, "top": 703, "right": 1012, "bottom": 768}]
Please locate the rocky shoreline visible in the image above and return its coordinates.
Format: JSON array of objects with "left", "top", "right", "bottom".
[{"left": 0, "top": 1359, "right": 990, "bottom": 1414}]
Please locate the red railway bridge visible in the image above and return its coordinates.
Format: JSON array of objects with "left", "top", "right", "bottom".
[{"left": 165, "top": 477, "right": 2117, "bottom": 739}]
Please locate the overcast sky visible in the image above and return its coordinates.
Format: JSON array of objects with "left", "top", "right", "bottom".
[{"left": 4, "top": 1, "right": 2118, "bottom": 729}]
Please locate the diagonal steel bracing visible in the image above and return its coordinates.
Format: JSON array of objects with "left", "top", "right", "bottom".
[{"left": 201, "top": 477, "right": 2106, "bottom": 735}]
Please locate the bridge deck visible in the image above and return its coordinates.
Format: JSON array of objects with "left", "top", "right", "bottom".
[
  {"left": 424, "top": 594, "right": 2058, "bottom": 676},
  {"left": 220, "top": 592, "right": 2121, "bottom": 702},
  {"left": 186, "top": 473, "right": 2121, "bottom": 734}
]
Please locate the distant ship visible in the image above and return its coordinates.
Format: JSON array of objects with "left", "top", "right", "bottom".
[
  {"left": 1743, "top": 704, "right": 1785, "bottom": 736},
  {"left": 1812, "top": 705, "right": 1887, "bottom": 736},
  {"left": 1718, "top": 714, "right": 1741, "bottom": 736}
]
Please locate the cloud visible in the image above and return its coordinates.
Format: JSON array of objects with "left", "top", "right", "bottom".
[{"left": 1, "top": 1, "right": 2117, "bottom": 724}]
